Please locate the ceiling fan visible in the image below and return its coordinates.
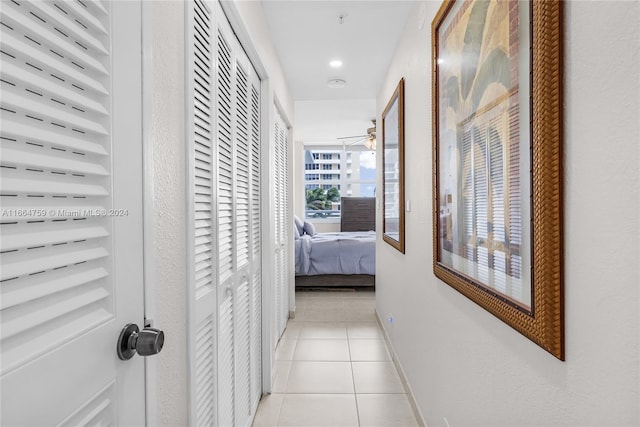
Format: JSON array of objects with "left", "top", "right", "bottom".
[{"left": 336, "top": 119, "right": 377, "bottom": 150}]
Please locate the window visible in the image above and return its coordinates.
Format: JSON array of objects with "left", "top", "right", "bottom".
[{"left": 303, "top": 146, "right": 376, "bottom": 219}]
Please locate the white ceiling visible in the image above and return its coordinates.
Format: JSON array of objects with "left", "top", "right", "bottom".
[
  {"left": 294, "top": 99, "right": 376, "bottom": 144},
  {"left": 261, "top": 0, "right": 414, "bottom": 142}
]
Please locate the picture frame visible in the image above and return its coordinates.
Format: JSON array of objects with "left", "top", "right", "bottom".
[
  {"left": 382, "top": 78, "right": 405, "bottom": 253},
  {"left": 432, "top": 0, "right": 564, "bottom": 359}
]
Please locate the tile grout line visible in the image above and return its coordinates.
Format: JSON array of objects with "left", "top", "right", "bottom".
[{"left": 346, "top": 327, "right": 362, "bottom": 427}]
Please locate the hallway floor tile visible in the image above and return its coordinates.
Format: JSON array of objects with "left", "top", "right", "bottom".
[{"left": 252, "top": 289, "right": 419, "bottom": 427}]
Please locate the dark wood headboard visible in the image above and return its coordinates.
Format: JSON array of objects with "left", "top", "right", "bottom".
[{"left": 340, "top": 197, "right": 376, "bottom": 232}]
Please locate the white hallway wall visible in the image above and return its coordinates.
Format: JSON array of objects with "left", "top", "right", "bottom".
[
  {"left": 145, "top": 1, "right": 293, "bottom": 425},
  {"left": 375, "top": 1, "right": 639, "bottom": 426},
  {"left": 144, "top": 2, "right": 188, "bottom": 425}
]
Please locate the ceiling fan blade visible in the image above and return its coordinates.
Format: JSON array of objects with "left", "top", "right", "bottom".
[{"left": 336, "top": 134, "right": 369, "bottom": 140}]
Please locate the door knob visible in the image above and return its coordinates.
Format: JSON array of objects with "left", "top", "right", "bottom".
[{"left": 117, "top": 323, "right": 165, "bottom": 360}]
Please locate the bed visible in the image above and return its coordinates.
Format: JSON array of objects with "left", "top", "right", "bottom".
[
  {"left": 295, "top": 197, "right": 376, "bottom": 287},
  {"left": 295, "top": 231, "right": 375, "bottom": 274}
]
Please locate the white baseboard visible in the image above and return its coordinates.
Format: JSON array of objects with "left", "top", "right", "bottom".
[{"left": 375, "top": 310, "right": 427, "bottom": 427}]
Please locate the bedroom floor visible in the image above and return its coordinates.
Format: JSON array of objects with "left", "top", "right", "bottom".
[{"left": 252, "top": 289, "right": 419, "bottom": 427}]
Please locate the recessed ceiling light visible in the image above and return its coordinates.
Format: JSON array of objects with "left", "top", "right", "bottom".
[
  {"left": 329, "top": 60, "right": 343, "bottom": 68},
  {"left": 327, "top": 79, "right": 347, "bottom": 89}
]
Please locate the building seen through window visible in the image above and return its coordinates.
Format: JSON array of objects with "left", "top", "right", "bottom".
[{"left": 304, "top": 147, "right": 376, "bottom": 219}]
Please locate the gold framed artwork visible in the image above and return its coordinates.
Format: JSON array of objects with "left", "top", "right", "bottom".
[
  {"left": 432, "top": 0, "right": 564, "bottom": 359},
  {"left": 382, "top": 78, "right": 405, "bottom": 253}
]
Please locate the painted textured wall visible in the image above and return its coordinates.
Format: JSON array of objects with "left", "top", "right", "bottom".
[
  {"left": 145, "top": 2, "right": 189, "bottom": 425},
  {"left": 375, "top": 1, "right": 639, "bottom": 426}
]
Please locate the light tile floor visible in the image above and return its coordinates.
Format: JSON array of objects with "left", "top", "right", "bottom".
[{"left": 252, "top": 289, "right": 419, "bottom": 427}]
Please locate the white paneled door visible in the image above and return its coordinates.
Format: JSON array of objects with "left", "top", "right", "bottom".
[{"left": 0, "top": 1, "right": 145, "bottom": 425}]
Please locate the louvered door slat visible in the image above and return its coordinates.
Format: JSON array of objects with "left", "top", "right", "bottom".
[
  {"left": 2, "top": 146, "right": 108, "bottom": 176},
  {"left": 2, "top": 302, "right": 110, "bottom": 376},
  {"left": 2, "top": 286, "right": 109, "bottom": 340},
  {"left": 1, "top": 225, "right": 107, "bottom": 252},
  {"left": 1, "top": 245, "right": 108, "bottom": 281},
  {"left": 0, "top": 175, "right": 108, "bottom": 196},
  {"left": 25, "top": 1, "right": 109, "bottom": 54},
  {"left": 1, "top": 91, "right": 107, "bottom": 135},
  {"left": 0, "top": 120, "right": 107, "bottom": 155},
  {"left": 0, "top": 30, "right": 109, "bottom": 95},
  {"left": 53, "top": 0, "right": 109, "bottom": 36},
  {"left": 195, "top": 233, "right": 212, "bottom": 247},
  {"left": 1, "top": 267, "right": 108, "bottom": 310},
  {"left": 2, "top": 61, "right": 109, "bottom": 116}
]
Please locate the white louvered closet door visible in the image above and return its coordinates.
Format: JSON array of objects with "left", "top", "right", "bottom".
[
  {"left": 233, "top": 42, "right": 262, "bottom": 427},
  {"left": 216, "top": 9, "right": 236, "bottom": 426},
  {"left": 187, "top": 0, "right": 217, "bottom": 425},
  {"left": 248, "top": 65, "right": 262, "bottom": 413},
  {"left": 0, "top": 1, "right": 145, "bottom": 426},
  {"left": 187, "top": 2, "right": 262, "bottom": 426},
  {"left": 217, "top": 4, "right": 263, "bottom": 426},
  {"left": 273, "top": 108, "right": 290, "bottom": 341}
]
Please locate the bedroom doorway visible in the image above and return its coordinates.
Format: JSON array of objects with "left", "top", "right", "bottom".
[{"left": 294, "top": 143, "right": 377, "bottom": 290}]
